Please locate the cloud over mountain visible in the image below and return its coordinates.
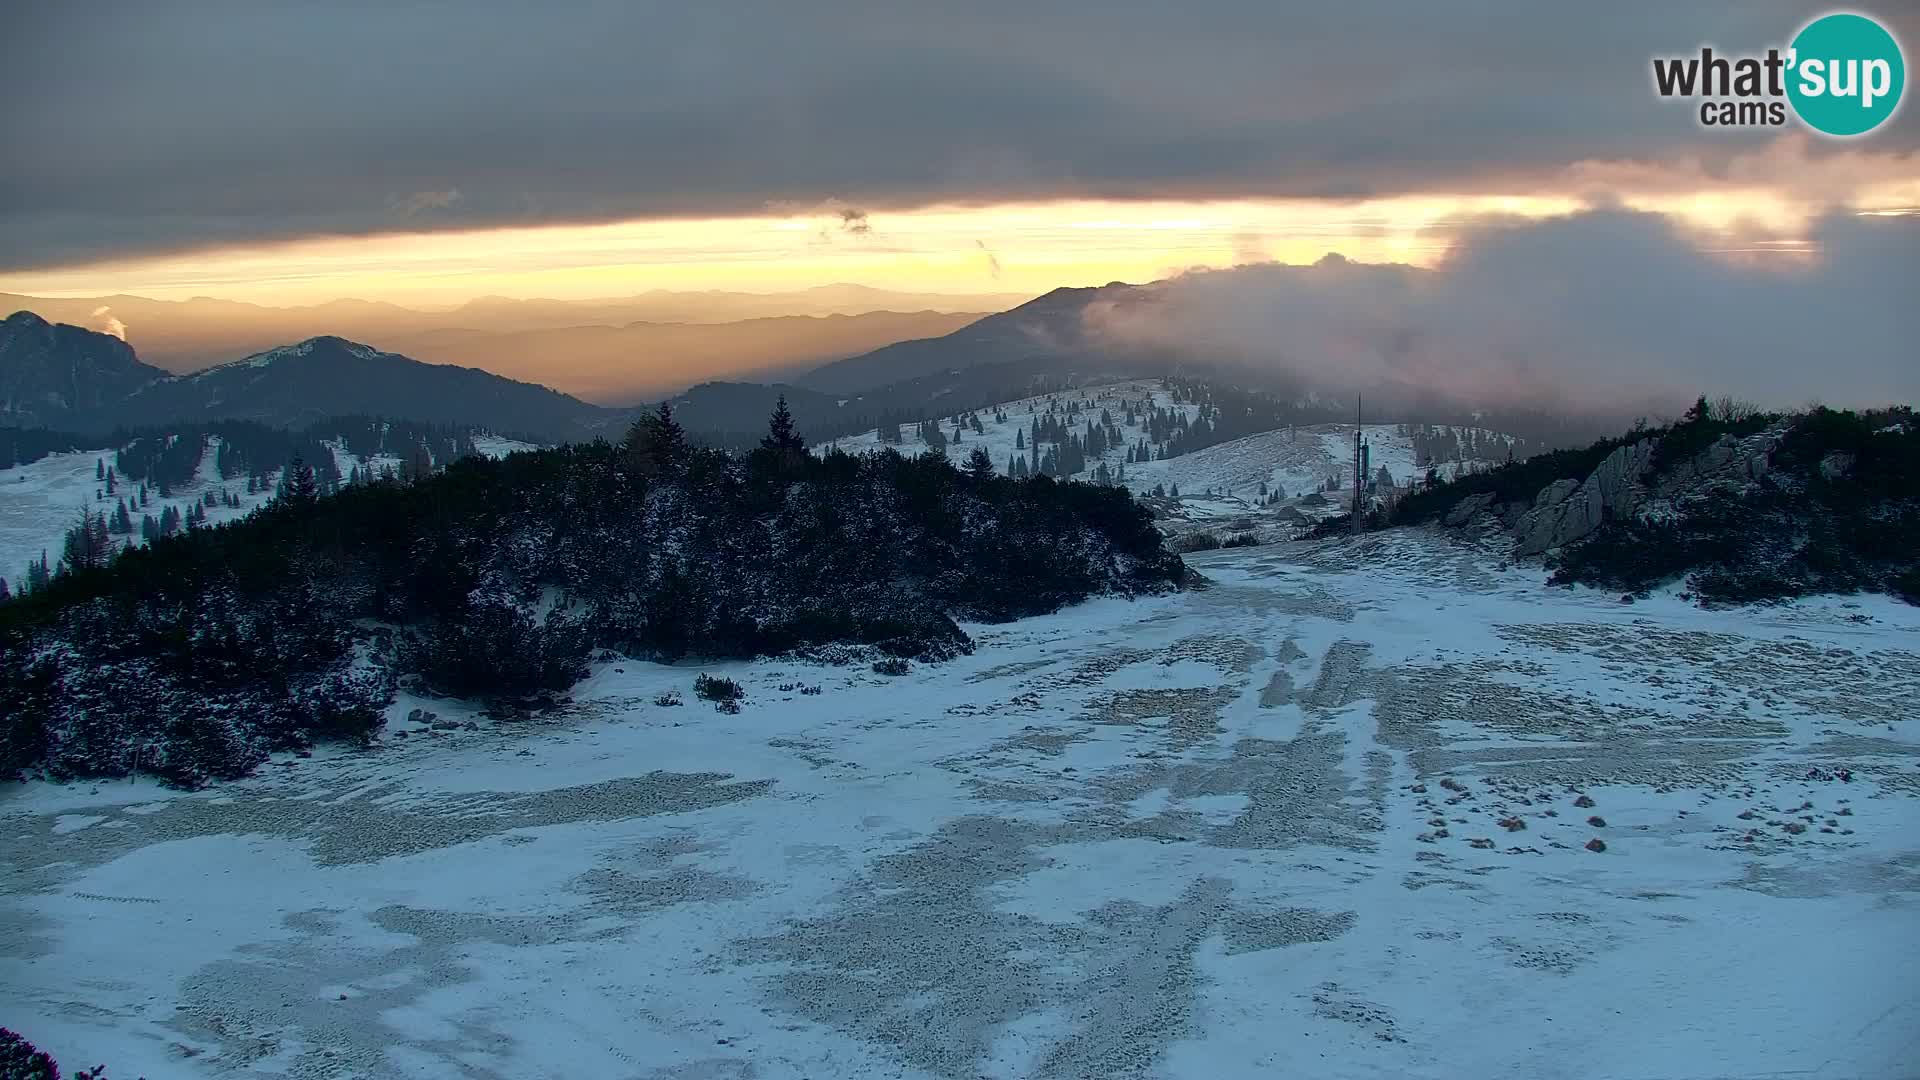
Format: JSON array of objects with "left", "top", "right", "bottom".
[{"left": 1083, "top": 209, "right": 1920, "bottom": 412}]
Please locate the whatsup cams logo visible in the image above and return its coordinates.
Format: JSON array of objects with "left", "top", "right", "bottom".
[{"left": 1652, "top": 11, "right": 1906, "bottom": 136}]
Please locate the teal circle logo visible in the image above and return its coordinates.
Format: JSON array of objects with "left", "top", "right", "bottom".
[{"left": 1787, "top": 12, "right": 1905, "bottom": 136}]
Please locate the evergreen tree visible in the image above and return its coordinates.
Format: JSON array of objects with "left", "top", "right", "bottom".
[
  {"left": 283, "top": 455, "right": 320, "bottom": 505},
  {"left": 95, "top": 458, "right": 105, "bottom": 480},
  {"left": 1015, "top": 429, "right": 1025, "bottom": 450},
  {"left": 58, "top": 509, "right": 115, "bottom": 575},
  {"left": 965, "top": 446, "right": 996, "bottom": 482},
  {"left": 625, "top": 402, "right": 688, "bottom": 476},
  {"left": 760, "top": 395, "right": 805, "bottom": 453},
  {"left": 141, "top": 514, "right": 158, "bottom": 541},
  {"left": 0, "top": 576, "right": 8, "bottom": 601},
  {"left": 25, "top": 552, "right": 51, "bottom": 593}
]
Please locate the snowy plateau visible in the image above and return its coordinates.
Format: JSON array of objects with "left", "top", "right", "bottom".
[{"left": 4, "top": 530, "right": 1918, "bottom": 1079}]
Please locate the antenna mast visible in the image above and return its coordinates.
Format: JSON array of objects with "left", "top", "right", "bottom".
[{"left": 1352, "top": 393, "right": 1364, "bottom": 537}]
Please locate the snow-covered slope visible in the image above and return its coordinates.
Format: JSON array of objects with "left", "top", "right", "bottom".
[
  {"left": 0, "top": 434, "right": 543, "bottom": 589},
  {"left": 5, "top": 532, "right": 1916, "bottom": 1078},
  {"left": 816, "top": 379, "right": 1509, "bottom": 528},
  {"left": 0, "top": 438, "right": 278, "bottom": 588}
]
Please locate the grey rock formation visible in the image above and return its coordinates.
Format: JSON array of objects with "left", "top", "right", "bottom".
[
  {"left": 1512, "top": 438, "right": 1657, "bottom": 557},
  {"left": 1442, "top": 492, "right": 1496, "bottom": 527},
  {"left": 1657, "top": 432, "right": 1778, "bottom": 493},
  {"left": 1535, "top": 478, "right": 1580, "bottom": 509}
]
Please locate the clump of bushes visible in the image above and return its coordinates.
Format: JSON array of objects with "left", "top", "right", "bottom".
[
  {"left": 693, "top": 674, "right": 743, "bottom": 703},
  {"left": 872, "top": 657, "right": 912, "bottom": 676},
  {"left": 401, "top": 599, "right": 591, "bottom": 701},
  {"left": 1896, "top": 568, "right": 1920, "bottom": 606},
  {"left": 1175, "top": 533, "right": 1222, "bottom": 553},
  {"left": 0, "top": 1028, "right": 59, "bottom": 1080},
  {"left": 653, "top": 690, "right": 683, "bottom": 707},
  {"left": 1221, "top": 533, "right": 1262, "bottom": 548}
]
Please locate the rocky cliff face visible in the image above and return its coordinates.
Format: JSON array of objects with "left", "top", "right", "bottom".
[{"left": 1442, "top": 427, "right": 1784, "bottom": 558}]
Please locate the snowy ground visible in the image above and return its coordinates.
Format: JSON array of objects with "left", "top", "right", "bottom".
[
  {"left": 0, "top": 435, "right": 541, "bottom": 588},
  {"left": 5, "top": 532, "right": 1920, "bottom": 1079},
  {"left": 817, "top": 380, "right": 1504, "bottom": 529}
]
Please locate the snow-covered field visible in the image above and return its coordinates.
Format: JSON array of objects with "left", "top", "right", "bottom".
[
  {"left": 818, "top": 380, "right": 1503, "bottom": 527},
  {"left": 0, "top": 435, "right": 542, "bottom": 588},
  {"left": 6, "top": 532, "right": 1918, "bottom": 1079},
  {"left": 0, "top": 438, "right": 281, "bottom": 588}
]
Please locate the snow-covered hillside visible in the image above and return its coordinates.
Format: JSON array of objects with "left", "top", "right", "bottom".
[
  {"left": 0, "top": 433, "right": 542, "bottom": 590},
  {"left": 5, "top": 533, "right": 1916, "bottom": 1078},
  {"left": 0, "top": 438, "right": 279, "bottom": 589},
  {"left": 817, "top": 379, "right": 1509, "bottom": 529}
]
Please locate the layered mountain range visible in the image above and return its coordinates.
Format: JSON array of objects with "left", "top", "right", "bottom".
[{"left": 0, "top": 284, "right": 1160, "bottom": 443}]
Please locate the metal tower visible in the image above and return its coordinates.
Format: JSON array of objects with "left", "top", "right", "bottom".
[{"left": 1352, "top": 394, "right": 1364, "bottom": 536}]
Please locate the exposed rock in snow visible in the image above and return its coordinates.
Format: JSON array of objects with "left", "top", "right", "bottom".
[
  {"left": 1513, "top": 438, "right": 1657, "bottom": 557},
  {"left": 1442, "top": 492, "right": 1496, "bottom": 527}
]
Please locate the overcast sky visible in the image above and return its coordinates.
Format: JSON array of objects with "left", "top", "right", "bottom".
[{"left": 4, "top": 1, "right": 1916, "bottom": 275}]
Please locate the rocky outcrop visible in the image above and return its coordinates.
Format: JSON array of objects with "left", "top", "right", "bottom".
[
  {"left": 1442, "top": 491, "right": 1496, "bottom": 527},
  {"left": 1512, "top": 438, "right": 1657, "bottom": 556},
  {"left": 1430, "top": 424, "right": 1790, "bottom": 556},
  {"left": 1655, "top": 431, "right": 1779, "bottom": 494}
]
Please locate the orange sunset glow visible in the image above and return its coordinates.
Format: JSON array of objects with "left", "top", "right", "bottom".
[{"left": 8, "top": 167, "right": 1917, "bottom": 308}]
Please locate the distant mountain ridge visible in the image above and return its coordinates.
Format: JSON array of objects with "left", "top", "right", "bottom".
[
  {"left": 118, "top": 335, "right": 625, "bottom": 439},
  {"left": 378, "top": 308, "right": 986, "bottom": 403},
  {"left": 797, "top": 282, "right": 1152, "bottom": 393},
  {"left": 0, "top": 287, "right": 1022, "bottom": 378},
  {"left": 1, "top": 316, "right": 621, "bottom": 441},
  {"left": 0, "top": 310, "right": 1107, "bottom": 448},
  {"left": 0, "top": 311, "right": 169, "bottom": 427}
]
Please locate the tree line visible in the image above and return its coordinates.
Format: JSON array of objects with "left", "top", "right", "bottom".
[{"left": 1, "top": 397, "right": 1185, "bottom": 786}]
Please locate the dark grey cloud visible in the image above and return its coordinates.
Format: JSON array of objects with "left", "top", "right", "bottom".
[
  {"left": 2, "top": 1, "right": 1914, "bottom": 269},
  {"left": 1083, "top": 209, "right": 1920, "bottom": 411}
]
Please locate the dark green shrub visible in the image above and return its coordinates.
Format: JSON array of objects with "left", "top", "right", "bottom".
[
  {"left": 693, "top": 673, "right": 744, "bottom": 702},
  {"left": 0, "top": 1028, "right": 58, "bottom": 1080}
]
